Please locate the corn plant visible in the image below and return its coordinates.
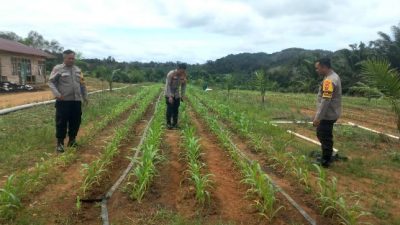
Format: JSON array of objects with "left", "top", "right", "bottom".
[
  {"left": 80, "top": 87, "right": 160, "bottom": 196},
  {"left": 192, "top": 87, "right": 369, "bottom": 224},
  {"left": 290, "top": 155, "right": 311, "bottom": 193},
  {"left": 129, "top": 144, "right": 162, "bottom": 202},
  {"left": 335, "top": 197, "right": 370, "bottom": 225},
  {"left": 189, "top": 94, "right": 283, "bottom": 220},
  {"left": 242, "top": 162, "right": 284, "bottom": 220},
  {"left": 0, "top": 174, "right": 21, "bottom": 220},
  {"left": 0, "top": 85, "right": 161, "bottom": 220},
  {"left": 127, "top": 99, "right": 165, "bottom": 202},
  {"left": 76, "top": 195, "right": 81, "bottom": 211},
  {"left": 180, "top": 104, "right": 213, "bottom": 205},
  {"left": 80, "top": 160, "right": 106, "bottom": 196}
]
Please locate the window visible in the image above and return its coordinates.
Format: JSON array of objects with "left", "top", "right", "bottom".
[
  {"left": 11, "top": 57, "right": 20, "bottom": 76},
  {"left": 11, "top": 57, "right": 32, "bottom": 76},
  {"left": 26, "top": 75, "right": 36, "bottom": 83},
  {"left": 0, "top": 58, "right": 6, "bottom": 82},
  {"left": 11, "top": 57, "right": 33, "bottom": 83},
  {"left": 21, "top": 58, "right": 32, "bottom": 76},
  {"left": 38, "top": 60, "right": 45, "bottom": 76}
]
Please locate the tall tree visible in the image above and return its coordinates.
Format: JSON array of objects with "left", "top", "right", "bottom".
[
  {"left": 224, "top": 74, "right": 234, "bottom": 98},
  {"left": 0, "top": 31, "right": 23, "bottom": 41},
  {"left": 255, "top": 69, "right": 269, "bottom": 103},
  {"left": 370, "top": 23, "right": 400, "bottom": 70}
]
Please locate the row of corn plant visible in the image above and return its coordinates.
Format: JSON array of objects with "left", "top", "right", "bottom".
[
  {"left": 188, "top": 95, "right": 283, "bottom": 221},
  {"left": 179, "top": 103, "right": 213, "bottom": 205},
  {"left": 125, "top": 95, "right": 166, "bottom": 202},
  {"left": 0, "top": 86, "right": 155, "bottom": 221},
  {"left": 80, "top": 86, "right": 160, "bottom": 196},
  {"left": 191, "top": 87, "right": 369, "bottom": 225}
]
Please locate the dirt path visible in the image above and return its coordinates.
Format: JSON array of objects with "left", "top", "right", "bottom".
[
  {"left": 0, "top": 85, "right": 100, "bottom": 109},
  {"left": 15, "top": 100, "right": 152, "bottom": 224},
  {"left": 106, "top": 127, "right": 197, "bottom": 224},
  {"left": 0, "top": 90, "right": 54, "bottom": 109},
  {"left": 189, "top": 110, "right": 268, "bottom": 224}
]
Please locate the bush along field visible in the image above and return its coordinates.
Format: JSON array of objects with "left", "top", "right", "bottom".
[{"left": 1, "top": 84, "right": 399, "bottom": 225}]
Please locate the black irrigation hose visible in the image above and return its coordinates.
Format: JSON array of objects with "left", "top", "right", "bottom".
[
  {"left": 0, "top": 86, "right": 130, "bottom": 115},
  {"left": 99, "top": 92, "right": 162, "bottom": 225}
]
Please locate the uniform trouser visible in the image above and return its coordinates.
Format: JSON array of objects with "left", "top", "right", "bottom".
[
  {"left": 55, "top": 101, "right": 82, "bottom": 140},
  {"left": 166, "top": 97, "right": 181, "bottom": 126},
  {"left": 316, "top": 120, "right": 336, "bottom": 162}
]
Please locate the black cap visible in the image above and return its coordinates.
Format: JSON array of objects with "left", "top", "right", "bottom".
[{"left": 177, "top": 63, "right": 187, "bottom": 70}]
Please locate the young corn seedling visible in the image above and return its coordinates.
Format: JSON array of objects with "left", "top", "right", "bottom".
[
  {"left": 80, "top": 160, "right": 107, "bottom": 196},
  {"left": 242, "top": 162, "right": 284, "bottom": 221},
  {"left": 130, "top": 143, "right": 162, "bottom": 202},
  {"left": 313, "top": 164, "right": 340, "bottom": 217},
  {"left": 335, "top": 196, "right": 370, "bottom": 225},
  {"left": 290, "top": 155, "right": 311, "bottom": 193},
  {"left": 0, "top": 174, "right": 21, "bottom": 220}
]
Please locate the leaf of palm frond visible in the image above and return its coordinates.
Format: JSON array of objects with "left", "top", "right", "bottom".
[
  {"left": 391, "top": 24, "right": 400, "bottom": 43},
  {"left": 378, "top": 31, "right": 392, "bottom": 42},
  {"left": 361, "top": 59, "right": 400, "bottom": 98}
]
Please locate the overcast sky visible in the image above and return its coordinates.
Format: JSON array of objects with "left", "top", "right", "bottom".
[{"left": 1, "top": 0, "right": 399, "bottom": 63}]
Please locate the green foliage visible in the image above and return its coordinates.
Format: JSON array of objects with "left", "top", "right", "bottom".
[
  {"left": 348, "top": 82, "right": 383, "bottom": 101},
  {"left": 361, "top": 59, "right": 400, "bottom": 132}
]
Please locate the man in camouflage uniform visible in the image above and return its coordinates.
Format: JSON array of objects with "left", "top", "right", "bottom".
[
  {"left": 48, "top": 49, "right": 88, "bottom": 152},
  {"left": 164, "top": 63, "right": 187, "bottom": 129},
  {"left": 313, "top": 57, "right": 342, "bottom": 168}
]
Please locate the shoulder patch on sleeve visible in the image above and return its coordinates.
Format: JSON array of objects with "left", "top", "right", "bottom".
[{"left": 322, "top": 79, "right": 334, "bottom": 98}]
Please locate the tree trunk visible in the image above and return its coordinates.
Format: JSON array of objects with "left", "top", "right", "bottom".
[{"left": 397, "top": 115, "right": 400, "bottom": 135}]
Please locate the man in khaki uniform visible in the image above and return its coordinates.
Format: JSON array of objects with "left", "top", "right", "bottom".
[
  {"left": 164, "top": 63, "right": 187, "bottom": 129},
  {"left": 48, "top": 49, "right": 88, "bottom": 152},
  {"left": 313, "top": 57, "right": 342, "bottom": 168}
]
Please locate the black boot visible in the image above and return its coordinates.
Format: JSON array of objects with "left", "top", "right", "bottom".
[
  {"left": 56, "top": 139, "right": 65, "bottom": 153},
  {"left": 313, "top": 158, "right": 331, "bottom": 168},
  {"left": 68, "top": 137, "right": 78, "bottom": 147}
]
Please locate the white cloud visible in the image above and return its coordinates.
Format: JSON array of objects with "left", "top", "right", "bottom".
[{"left": 0, "top": 0, "right": 399, "bottom": 63}]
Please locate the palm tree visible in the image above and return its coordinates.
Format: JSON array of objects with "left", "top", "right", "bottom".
[
  {"left": 255, "top": 69, "right": 269, "bottom": 103},
  {"left": 224, "top": 74, "right": 234, "bottom": 98},
  {"left": 370, "top": 23, "right": 400, "bottom": 70},
  {"left": 361, "top": 59, "right": 400, "bottom": 133}
]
